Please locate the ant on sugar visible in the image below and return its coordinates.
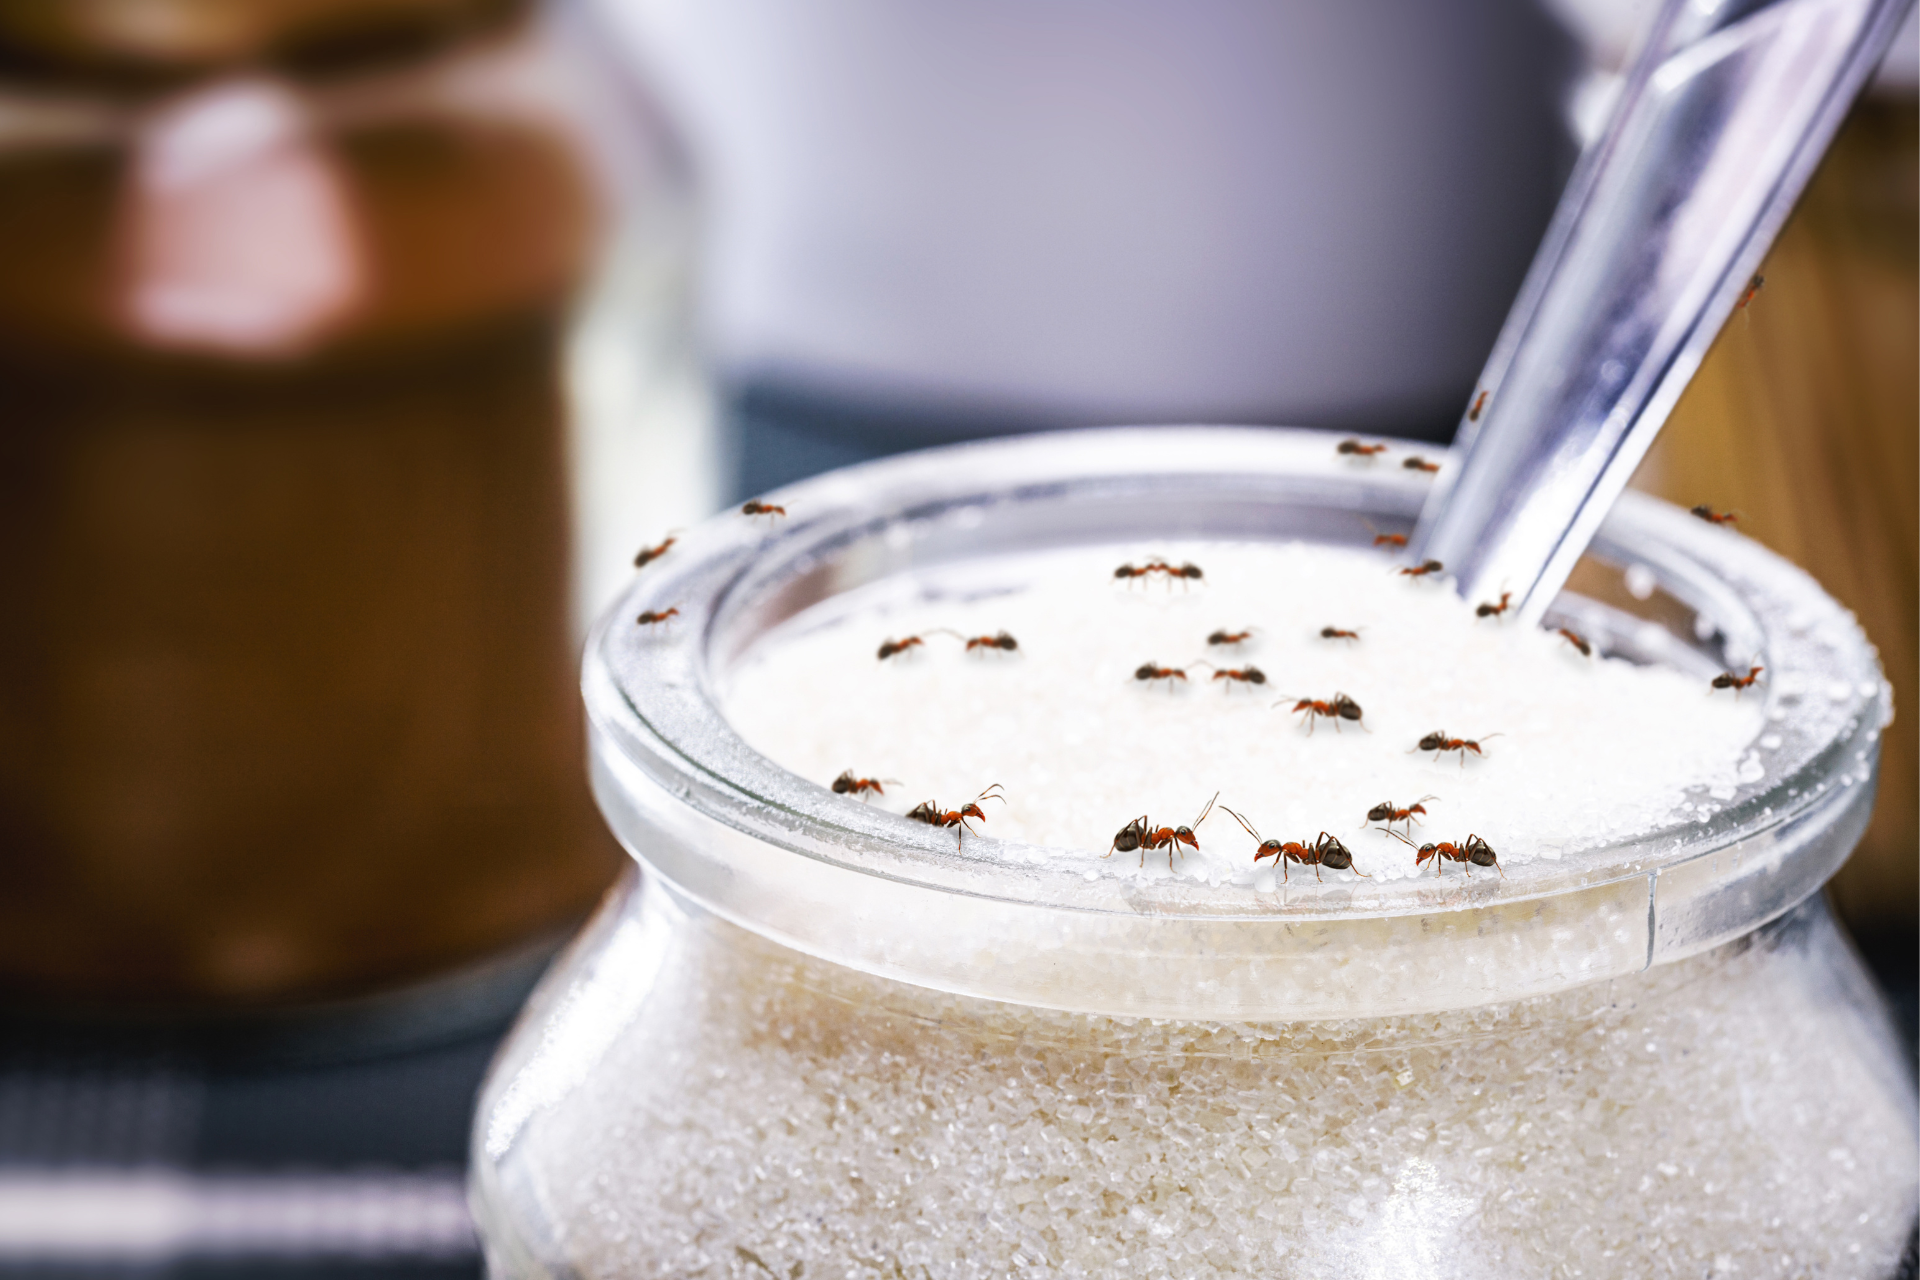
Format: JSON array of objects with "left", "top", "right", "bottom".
[
  {"left": 1398, "top": 559, "right": 1445, "bottom": 579},
  {"left": 1402, "top": 456, "right": 1441, "bottom": 474},
  {"left": 1364, "top": 796, "right": 1437, "bottom": 835},
  {"left": 1414, "top": 730, "right": 1502, "bottom": 766},
  {"left": 1468, "top": 390, "right": 1489, "bottom": 422},
  {"left": 1276, "top": 693, "right": 1366, "bottom": 734},
  {"left": 635, "top": 607, "right": 681, "bottom": 627},
  {"left": 1711, "top": 665, "right": 1763, "bottom": 695},
  {"left": 1224, "top": 807, "right": 1368, "bottom": 883},
  {"left": 832, "top": 770, "right": 897, "bottom": 800},
  {"left": 1476, "top": 591, "right": 1513, "bottom": 619},
  {"left": 1557, "top": 628, "right": 1592, "bottom": 658},
  {"left": 1106, "top": 793, "right": 1218, "bottom": 870},
  {"left": 1392, "top": 830, "right": 1504, "bottom": 878},
  {"left": 907, "top": 785, "right": 1006, "bottom": 850},
  {"left": 1690, "top": 506, "right": 1739, "bottom": 526},
  {"left": 740, "top": 500, "right": 787, "bottom": 520},
  {"left": 1337, "top": 438, "right": 1390, "bottom": 458},
  {"left": 632, "top": 535, "right": 677, "bottom": 570},
  {"left": 1320, "top": 626, "right": 1361, "bottom": 643}
]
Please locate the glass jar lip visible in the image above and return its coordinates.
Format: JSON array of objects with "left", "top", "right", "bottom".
[{"left": 585, "top": 426, "right": 1888, "bottom": 1019}]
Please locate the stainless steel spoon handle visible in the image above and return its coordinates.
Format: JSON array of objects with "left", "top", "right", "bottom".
[{"left": 1412, "top": 0, "right": 1912, "bottom": 624}]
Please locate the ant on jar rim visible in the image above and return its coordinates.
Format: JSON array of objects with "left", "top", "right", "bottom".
[
  {"left": 906, "top": 785, "right": 1006, "bottom": 851},
  {"left": 1275, "top": 692, "right": 1365, "bottom": 734},
  {"left": 1105, "top": 793, "right": 1218, "bottom": 870},
  {"left": 1223, "top": 807, "right": 1369, "bottom": 883}
]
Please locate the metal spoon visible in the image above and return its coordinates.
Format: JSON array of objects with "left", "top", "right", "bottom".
[{"left": 1412, "top": 0, "right": 1912, "bottom": 625}]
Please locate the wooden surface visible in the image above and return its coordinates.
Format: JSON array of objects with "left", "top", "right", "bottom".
[{"left": 1632, "top": 99, "right": 1917, "bottom": 935}]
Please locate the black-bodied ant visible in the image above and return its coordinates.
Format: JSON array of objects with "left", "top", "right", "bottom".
[
  {"left": 1414, "top": 730, "right": 1501, "bottom": 764},
  {"left": 906, "top": 785, "right": 1005, "bottom": 850},
  {"left": 1393, "top": 830, "right": 1503, "bottom": 878},
  {"left": 1364, "top": 796, "right": 1437, "bottom": 834},
  {"left": 1277, "top": 692, "right": 1365, "bottom": 734},
  {"left": 1468, "top": 389, "right": 1489, "bottom": 422},
  {"left": 636, "top": 607, "right": 681, "bottom": 627},
  {"left": 740, "top": 500, "right": 787, "bottom": 519},
  {"left": 1223, "top": 807, "right": 1368, "bottom": 882},
  {"left": 1403, "top": 456, "right": 1440, "bottom": 473},
  {"left": 1711, "top": 665, "right": 1763, "bottom": 694},
  {"left": 1690, "top": 506, "right": 1739, "bottom": 526},
  {"left": 877, "top": 636, "right": 927, "bottom": 661},
  {"left": 632, "top": 535, "right": 676, "bottom": 569},
  {"left": 1134, "top": 661, "right": 1189, "bottom": 688},
  {"left": 1337, "top": 438, "right": 1389, "bottom": 458},
  {"left": 1208, "top": 628, "right": 1256, "bottom": 646},
  {"left": 1106, "top": 793, "right": 1218, "bottom": 869},
  {"left": 832, "top": 770, "right": 897, "bottom": 800},
  {"left": 963, "top": 631, "right": 1019, "bottom": 653},
  {"left": 1320, "top": 626, "right": 1361, "bottom": 642},
  {"left": 1557, "top": 628, "right": 1592, "bottom": 657},
  {"left": 1398, "top": 559, "right": 1445, "bottom": 578},
  {"left": 1476, "top": 592, "right": 1512, "bottom": 619},
  {"left": 1197, "top": 663, "right": 1265, "bottom": 688}
]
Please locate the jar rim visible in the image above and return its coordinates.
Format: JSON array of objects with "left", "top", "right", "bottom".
[{"left": 585, "top": 426, "right": 1888, "bottom": 1019}]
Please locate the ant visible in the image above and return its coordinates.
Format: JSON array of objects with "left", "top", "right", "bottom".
[
  {"left": 1468, "top": 390, "right": 1489, "bottom": 422},
  {"left": 1363, "top": 519, "right": 1408, "bottom": 549},
  {"left": 1114, "top": 562, "right": 1153, "bottom": 582},
  {"left": 1414, "top": 730, "right": 1501, "bottom": 765},
  {"left": 1114, "top": 560, "right": 1204, "bottom": 587},
  {"left": 1735, "top": 273, "right": 1765, "bottom": 311},
  {"left": 1394, "top": 831, "right": 1503, "bottom": 878},
  {"left": 1690, "top": 506, "right": 1739, "bottom": 525},
  {"left": 1205, "top": 665, "right": 1266, "bottom": 687},
  {"left": 1476, "top": 591, "right": 1512, "bottom": 619},
  {"left": 1224, "top": 807, "right": 1368, "bottom": 882},
  {"left": 741, "top": 500, "right": 786, "bottom": 519},
  {"left": 907, "top": 785, "right": 1005, "bottom": 850},
  {"left": 1337, "top": 438, "right": 1389, "bottom": 458},
  {"left": 1711, "top": 665, "right": 1763, "bottom": 694},
  {"left": 1107, "top": 793, "right": 1218, "bottom": 870},
  {"left": 632, "top": 535, "right": 676, "bottom": 570},
  {"left": 1398, "top": 559, "right": 1445, "bottom": 578},
  {"left": 964, "top": 631, "right": 1019, "bottom": 653},
  {"left": 1134, "top": 661, "right": 1189, "bottom": 688},
  {"left": 877, "top": 636, "right": 927, "bottom": 661},
  {"left": 1403, "top": 456, "right": 1440, "bottom": 473},
  {"left": 636, "top": 607, "right": 681, "bottom": 626},
  {"left": 1277, "top": 692, "right": 1365, "bottom": 734},
  {"left": 1208, "top": 628, "right": 1255, "bottom": 646},
  {"left": 1557, "top": 628, "right": 1592, "bottom": 657},
  {"left": 831, "top": 770, "right": 897, "bottom": 800},
  {"left": 1364, "top": 796, "right": 1437, "bottom": 834},
  {"left": 1320, "top": 626, "right": 1361, "bottom": 642}
]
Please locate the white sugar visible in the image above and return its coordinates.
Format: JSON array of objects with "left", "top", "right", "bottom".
[
  {"left": 502, "top": 885, "right": 1917, "bottom": 1279},
  {"left": 723, "top": 542, "right": 1766, "bottom": 883}
]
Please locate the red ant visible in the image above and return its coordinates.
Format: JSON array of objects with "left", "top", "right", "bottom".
[
  {"left": 1364, "top": 795, "right": 1437, "bottom": 834},
  {"left": 1403, "top": 456, "right": 1440, "bottom": 473},
  {"left": 1468, "top": 390, "right": 1489, "bottom": 422},
  {"left": 963, "top": 631, "right": 1019, "bottom": 653},
  {"left": 1363, "top": 519, "right": 1408, "bottom": 549},
  {"left": 1399, "top": 559, "right": 1445, "bottom": 578},
  {"left": 907, "top": 785, "right": 1005, "bottom": 850},
  {"left": 1114, "top": 562, "right": 1153, "bottom": 582},
  {"left": 636, "top": 607, "right": 681, "bottom": 626},
  {"left": 831, "top": 770, "right": 897, "bottom": 800},
  {"left": 1277, "top": 692, "right": 1365, "bottom": 734},
  {"left": 1337, "top": 438, "right": 1389, "bottom": 457},
  {"left": 1711, "top": 665, "right": 1763, "bottom": 694},
  {"left": 741, "top": 500, "right": 786, "bottom": 519},
  {"left": 1106, "top": 793, "right": 1217, "bottom": 869},
  {"left": 1320, "top": 626, "right": 1361, "bottom": 642},
  {"left": 1557, "top": 628, "right": 1592, "bottom": 657},
  {"left": 1735, "top": 273, "right": 1764, "bottom": 310},
  {"left": 1476, "top": 591, "right": 1512, "bottom": 619},
  {"left": 1690, "top": 506, "right": 1739, "bottom": 525},
  {"left": 1394, "top": 831, "right": 1503, "bottom": 878},
  {"left": 1114, "top": 560, "right": 1204, "bottom": 587},
  {"left": 632, "top": 535, "right": 676, "bottom": 569},
  {"left": 1204, "top": 664, "right": 1266, "bottom": 687},
  {"left": 877, "top": 636, "right": 927, "bottom": 660},
  {"left": 1224, "top": 807, "right": 1368, "bottom": 882},
  {"left": 1414, "top": 730, "right": 1501, "bottom": 764},
  {"left": 1134, "top": 661, "right": 1189, "bottom": 688},
  {"left": 1208, "top": 628, "right": 1255, "bottom": 646}
]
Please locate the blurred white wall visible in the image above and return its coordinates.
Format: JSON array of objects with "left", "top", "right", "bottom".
[{"left": 590, "top": 0, "right": 1579, "bottom": 436}]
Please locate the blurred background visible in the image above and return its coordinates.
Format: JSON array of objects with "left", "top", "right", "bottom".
[{"left": 0, "top": 0, "right": 1910, "bottom": 1273}]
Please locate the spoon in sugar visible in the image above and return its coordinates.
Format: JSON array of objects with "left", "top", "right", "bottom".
[{"left": 1411, "top": 0, "right": 1912, "bottom": 626}]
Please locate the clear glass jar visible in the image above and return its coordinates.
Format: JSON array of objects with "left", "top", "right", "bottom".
[{"left": 471, "top": 427, "right": 1917, "bottom": 1278}]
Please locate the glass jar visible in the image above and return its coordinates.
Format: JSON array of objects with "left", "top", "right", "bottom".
[
  {"left": 0, "top": 1, "right": 708, "bottom": 1005},
  {"left": 471, "top": 428, "right": 1917, "bottom": 1277}
]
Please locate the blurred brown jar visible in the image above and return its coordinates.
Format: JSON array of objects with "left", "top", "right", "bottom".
[{"left": 0, "top": 0, "right": 693, "bottom": 1005}]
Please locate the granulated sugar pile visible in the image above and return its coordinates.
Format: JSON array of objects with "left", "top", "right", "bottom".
[
  {"left": 723, "top": 542, "right": 1767, "bottom": 881},
  {"left": 506, "top": 885, "right": 1917, "bottom": 1280}
]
